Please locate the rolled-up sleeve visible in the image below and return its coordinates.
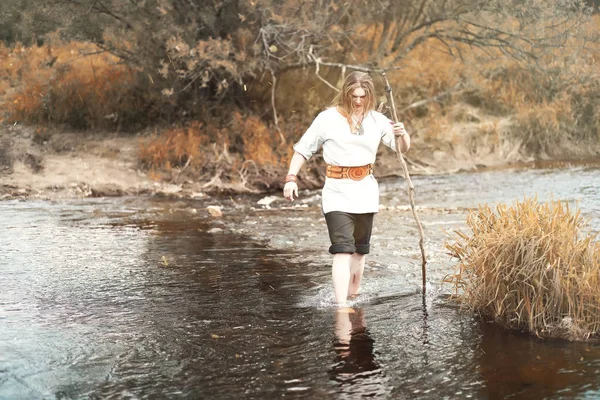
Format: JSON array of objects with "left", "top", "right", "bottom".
[{"left": 293, "top": 114, "right": 325, "bottom": 160}]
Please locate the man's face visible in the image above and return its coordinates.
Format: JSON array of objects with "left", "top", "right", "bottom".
[{"left": 351, "top": 88, "right": 366, "bottom": 113}]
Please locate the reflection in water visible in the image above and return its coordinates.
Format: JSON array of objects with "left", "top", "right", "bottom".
[
  {"left": 476, "top": 323, "right": 600, "bottom": 399},
  {"left": 330, "top": 307, "right": 388, "bottom": 397}
]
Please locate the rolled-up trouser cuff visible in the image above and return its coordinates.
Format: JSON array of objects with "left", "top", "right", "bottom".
[
  {"left": 329, "top": 242, "right": 356, "bottom": 254},
  {"left": 355, "top": 243, "right": 370, "bottom": 255}
]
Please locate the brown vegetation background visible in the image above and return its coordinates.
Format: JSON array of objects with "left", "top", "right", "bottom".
[{"left": 1, "top": 0, "right": 599, "bottom": 192}]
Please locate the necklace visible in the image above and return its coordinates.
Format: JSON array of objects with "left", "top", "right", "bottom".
[{"left": 351, "top": 115, "right": 364, "bottom": 135}]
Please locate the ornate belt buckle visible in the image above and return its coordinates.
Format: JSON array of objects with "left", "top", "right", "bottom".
[{"left": 348, "top": 166, "right": 367, "bottom": 181}]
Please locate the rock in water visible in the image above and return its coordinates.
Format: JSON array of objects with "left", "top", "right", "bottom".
[{"left": 207, "top": 205, "right": 223, "bottom": 217}]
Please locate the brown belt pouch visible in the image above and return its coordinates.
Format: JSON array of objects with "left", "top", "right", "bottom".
[{"left": 326, "top": 164, "right": 373, "bottom": 181}]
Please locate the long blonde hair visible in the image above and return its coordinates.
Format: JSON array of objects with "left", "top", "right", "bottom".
[{"left": 331, "top": 71, "right": 376, "bottom": 125}]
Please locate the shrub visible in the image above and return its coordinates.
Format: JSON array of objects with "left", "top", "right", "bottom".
[
  {"left": 138, "top": 121, "right": 208, "bottom": 170},
  {"left": 510, "top": 97, "right": 576, "bottom": 157},
  {"left": 0, "top": 40, "right": 153, "bottom": 129},
  {"left": 232, "top": 112, "right": 286, "bottom": 167},
  {"left": 445, "top": 197, "right": 600, "bottom": 340}
]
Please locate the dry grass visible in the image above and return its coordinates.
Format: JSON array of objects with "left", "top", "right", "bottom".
[
  {"left": 138, "top": 121, "right": 209, "bottom": 170},
  {"left": 0, "top": 39, "right": 148, "bottom": 129},
  {"left": 512, "top": 96, "right": 576, "bottom": 156},
  {"left": 445, "top": 197, "right": 600, "bottom": 340},
  {"left": 138, "top": 113, "right": 295, "bottom": 186},
  {"left": 233, "top": 112, "right": 286, "bottom": 167}
]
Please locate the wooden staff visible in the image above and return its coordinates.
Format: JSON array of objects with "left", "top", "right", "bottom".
[{"left": 382, "top": 72, "right": 428, "bottom": 293}]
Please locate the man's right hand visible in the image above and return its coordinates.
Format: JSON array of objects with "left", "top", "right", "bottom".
[{"left": 283, "top": 182, "right": 299, "bottom": 201}]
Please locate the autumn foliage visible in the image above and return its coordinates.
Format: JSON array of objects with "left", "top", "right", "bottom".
[
  {"left": 137, "top": 112, "right": 293, "bottom": 187},
  {"left": 0, "top": 39, "right": 155, "bottom": 129},
  {"left": 0, "top": 2, "right": 599, "bottom": 188},
  {"left": 138, "top": 121, "right": 209, "bottom": 171}
]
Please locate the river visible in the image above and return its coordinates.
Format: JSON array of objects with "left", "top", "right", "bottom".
[{"left": 1, "top": 164, "right": 600, "bottom": 399}]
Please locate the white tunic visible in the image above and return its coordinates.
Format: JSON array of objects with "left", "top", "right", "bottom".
[{"left": 293, "top": 107, "right": 397, "bottom": 214}]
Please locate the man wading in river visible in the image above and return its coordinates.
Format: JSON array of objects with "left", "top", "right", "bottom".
[{"left": 283, "top": 71, "right": 410, "bottom": 306}]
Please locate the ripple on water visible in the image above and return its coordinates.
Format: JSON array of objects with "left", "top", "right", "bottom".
[{"left": 2, "top": 167, "right": 600, "bottom": 399}]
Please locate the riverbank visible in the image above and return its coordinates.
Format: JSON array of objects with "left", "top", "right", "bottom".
[
  {"left": 3, "top": 122, "right": 600, "bottom": 202},
  {"left": 0, "top": 124, "right": 192, "bottom": 200}
]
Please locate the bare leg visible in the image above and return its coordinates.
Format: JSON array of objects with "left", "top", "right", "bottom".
[
  {"left": 348, "top": 253, "right": 366, "bottom": 296},
  {"left": 332, "top": 253, "right": 352, "bottom": 305}
]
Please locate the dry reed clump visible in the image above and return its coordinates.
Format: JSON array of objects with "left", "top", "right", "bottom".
[
  {"left": 232, "top": 112, "right": 289, "bottom": 167},
  {"left": 445, "top": 197, "right": 600, "bottom": 341},
  {"left": 138, "top": 121, "right": 210, "bottom": 171}
]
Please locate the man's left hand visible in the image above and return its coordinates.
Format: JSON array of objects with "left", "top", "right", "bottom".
[{"left": 391, "top": 122, "right": 407, "bottom": 137}]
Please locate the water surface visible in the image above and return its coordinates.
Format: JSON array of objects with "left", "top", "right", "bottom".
[{"left": 2, "top": 165, "right": 600, "bottom": 399}]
